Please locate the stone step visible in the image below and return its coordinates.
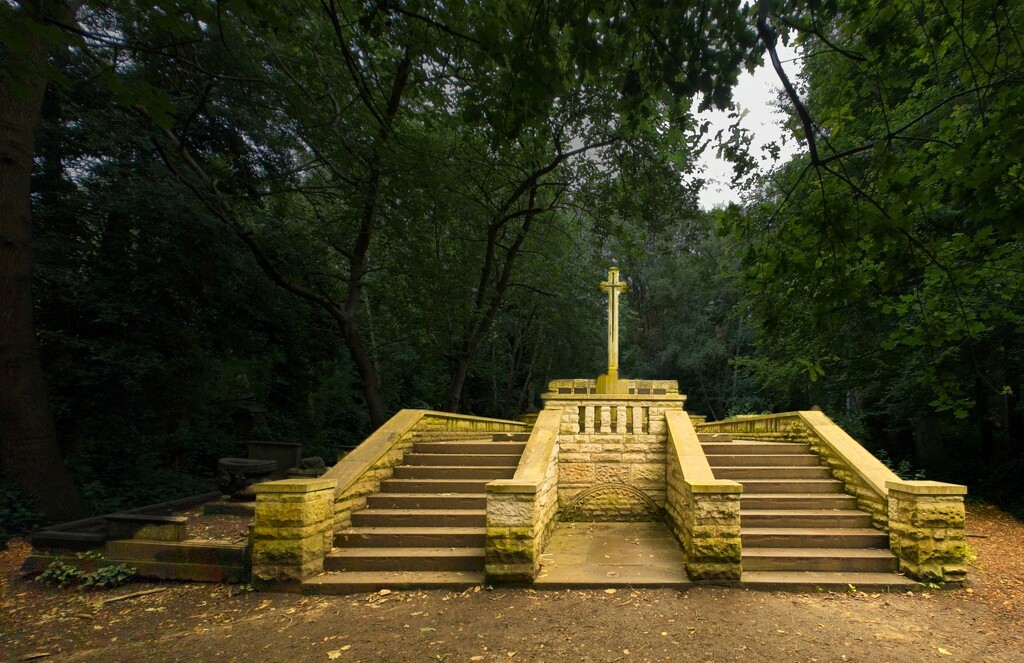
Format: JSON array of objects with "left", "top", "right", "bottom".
[
  {"left": 705, "top": 454, "right": 822, "bottom": 467},
  {"left": 367, "top": 493, "right": 487, "bottom": 510},
  {"left": 742, "top": 527, "right": 889, "bottom": 549},
  {"left": 713, "top": 466, "right": 833, "bottom": 480},
  {"left": 303, "top": 571, "right": 484, "bottom": 595},
  {"left": 492, "top": 432, "right": 531, "bottom": 442},
  {"left": 380, "top": 478, "right": 492, "bottom": 493},
  {"left": 741, "top": 493, "right": 859, "bottom": 510},
  {"left": 735, "top": 479, "right": 845, "bottom": 494},
  {"left": 351, "top": 508, "right": 486, "bottom": 528},
  {"left": 324, "top": 547, "right": 484, "bottom": 572},
  {"left": 741, "top": 509, "right": 873, "bottom": 528},
  {"left": 403, "top": 453, "right": 521, "bottom": 467},
  {"left": 413, "top": 441, "right": 527, "bottom": 455},
  {"left": 336, "top": 527, "right": 485, "bottom": 548},
  {"left": 697, "top": 433, "right": 733, "bottom": 443},
  {"left": 742, "top": 548, "right": 898, "bottom": 573},
  {"left": 701, "top": 442, "right": 812, "bottom": 455},
  {"left": 741, "top": 571, "right": 921, "bottom": 592},
  {"left": 392, "top": 465, "right": 516, "bottom": 480}
]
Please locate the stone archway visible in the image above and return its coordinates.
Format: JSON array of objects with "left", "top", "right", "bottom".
[{"left": 560, "top": 483, "right": 664, "bottom": 522}]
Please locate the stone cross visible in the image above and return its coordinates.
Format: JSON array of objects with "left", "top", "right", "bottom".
[{"left": 598, "top": 267, "right": 627, "bottom": 392}]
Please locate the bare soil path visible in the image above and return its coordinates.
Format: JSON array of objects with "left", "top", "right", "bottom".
[{"left": 2, "top": 502, "right": 1021, "bottom": 663}]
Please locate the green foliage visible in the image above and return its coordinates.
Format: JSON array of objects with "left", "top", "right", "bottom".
[
  {"left": 36, "top": 553, "right": 137, "bottom": 590},
  {"left": 724, "top": 0, "right": 1024, "bottom": 507},
  {"left": 0, "top": 480, "right": 42, "bottom": 549},
  {"left": 36, "top": 559, "right": 83, "bottom": 589}
]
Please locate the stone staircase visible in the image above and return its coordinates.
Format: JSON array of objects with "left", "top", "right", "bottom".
[
  {"left": 700, "top": 434, "right": 920, "bottom": 591},
  {"left": 304, "top": 432, "right": 527, "bottom": 594}
]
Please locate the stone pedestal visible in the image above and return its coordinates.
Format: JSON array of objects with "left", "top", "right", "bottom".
[
  {"left": 887, "top": 480, "right": 968, "bottom": 584},
  {"left": 251, "top": 478, "right": 336, "bottom": 585}
]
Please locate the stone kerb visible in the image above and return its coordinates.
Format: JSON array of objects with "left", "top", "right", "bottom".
[
  {"left": 251, "top": 478, "right": 337, "bottom": 585},
  {"left": 665, "top": 410, "right": 742, "bottom": 582},
  {"left": 486, "top": 408, "right": 561, "bottom": 583},
  {"left": 887, "top": 480, "right": 968, "bottom": 584}
]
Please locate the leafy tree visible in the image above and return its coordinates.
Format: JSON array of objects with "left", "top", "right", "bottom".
[{"left": 730, "top": 0, "right": 1024, "bottom": 495}]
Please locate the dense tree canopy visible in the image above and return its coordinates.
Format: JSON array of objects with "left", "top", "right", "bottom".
[{"left": 1, "top": 0, "right": 1022, "bottom": 526}]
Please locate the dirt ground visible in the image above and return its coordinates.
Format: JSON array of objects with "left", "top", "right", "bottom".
[{"left": 1, "top": 502, "right": 1021, "bottom": 663}]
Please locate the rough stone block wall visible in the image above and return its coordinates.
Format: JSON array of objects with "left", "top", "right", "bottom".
[
  {"left": 485, "top": 422, "right": 559, "bottom": 583},
  {"left": 251, "top": 478, "right": 337, "bottom": 584},
  {"left": 665, "top": 430, "right": 742, "bottom": 582},
  {"left": 554, "top": 400, "right": 672, "bottom": 520},
  {"left": 887, "top": 484, "right": 968, "bottom": 584},
  {"left": 681, "top": 492, "right": 741, "bottom": 581}
]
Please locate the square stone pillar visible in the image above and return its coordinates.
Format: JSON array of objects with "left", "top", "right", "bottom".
[
  {"left": 887, "top": 480, "right": 968, "bottom": 584},
  {"left": 252, "top": 478, "right": 337, "bottom": 585},
  {"left": 681, "top": 483, "right": 743, "bottom": 582}
]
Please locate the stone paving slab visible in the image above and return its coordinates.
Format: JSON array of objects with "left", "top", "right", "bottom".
[{"left": 535, "top": 521, "right": 691, "bottom": 588}]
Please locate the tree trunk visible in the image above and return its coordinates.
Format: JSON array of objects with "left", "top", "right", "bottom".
[
  {"left": 447, "top": 355, "right": 471, "bottom": 414},
  {"left": 0, "top": 1, "right": 84, "bottom": 520}
]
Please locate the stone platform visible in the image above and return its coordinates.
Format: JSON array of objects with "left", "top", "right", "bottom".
[{"left": 534, "top": 521, "right": 691, "bottom": 588}]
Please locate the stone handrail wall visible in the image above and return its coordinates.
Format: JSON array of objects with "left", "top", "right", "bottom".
[
  {"left": 323, "top": 409, "right": 530, "bottom": 531},
  {"left": 664, "top": 410, "right": 742, "bottom": 582},
  {"left": 697, "top": 411, "right": 968, "bottom": 583},
  {"left": 485, "top": 408, "right": 561, "bottom": 582}
]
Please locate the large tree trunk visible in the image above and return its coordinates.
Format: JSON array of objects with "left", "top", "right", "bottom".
[{"left": 0, "top": 1, "right": 84, "bottom": 519}]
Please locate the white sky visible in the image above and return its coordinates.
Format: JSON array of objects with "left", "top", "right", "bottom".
[{"left": 694, "top": 45, "right": 802, "bottom": 209}]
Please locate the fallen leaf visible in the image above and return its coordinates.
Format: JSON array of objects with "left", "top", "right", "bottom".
[
  {"left": 937, "top": 648, "right": 952, "bottom": 656},
  {"left": 604, "top": 589, "right": 617, "bottom": 595}
]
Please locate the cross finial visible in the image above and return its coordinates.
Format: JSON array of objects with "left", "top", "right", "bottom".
[{"left": 598, "top": 267, "right": 627, "bottom": 393}]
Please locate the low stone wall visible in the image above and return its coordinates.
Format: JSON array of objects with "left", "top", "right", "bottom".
[
  {"left": 665, "top": 410, "right": 742, "bottom": 582},
  {"left": 485, "top": 408, "right": 560, "bottom": 583},
  {"left": 888, "top": 480, "right": 968, "bottom": 584},
  {"left": 697, "top": 411, "right": 969, "bottom": 584}
]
